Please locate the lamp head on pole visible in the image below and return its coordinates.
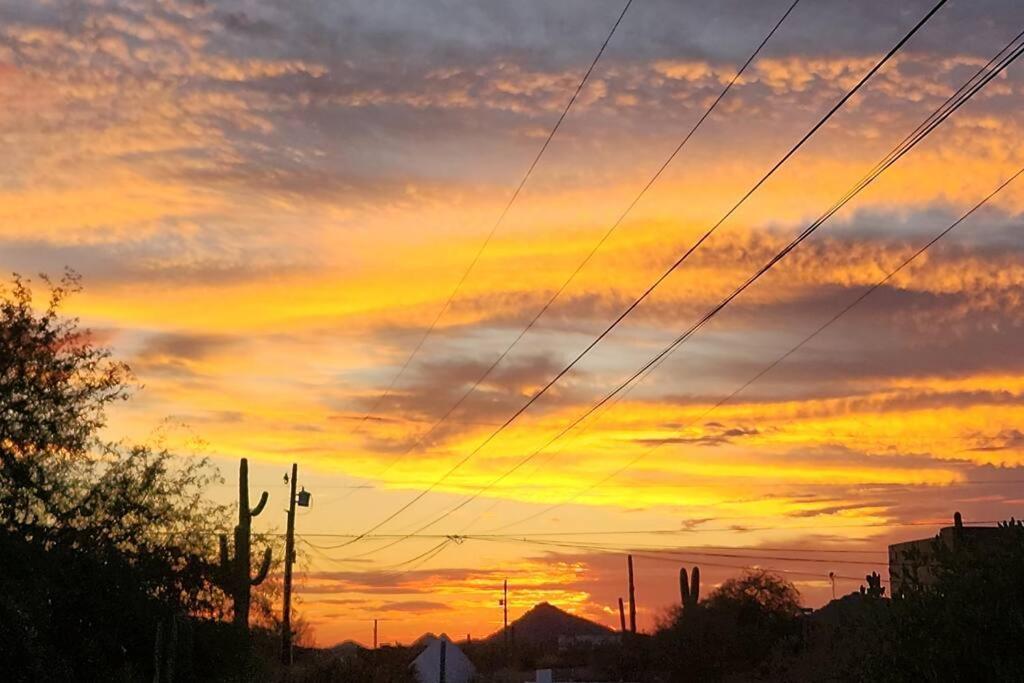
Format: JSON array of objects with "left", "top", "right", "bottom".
[{"left": 296, "top": 487, "right": 311, "bottom": 507}]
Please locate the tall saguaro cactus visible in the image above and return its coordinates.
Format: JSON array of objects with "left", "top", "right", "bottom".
[
  {"left": 219, "top": 458, "right": 272, "bottom": 629},
  {"left": 680, "top": 565, "right": 700, "bottom": 610},
  {"left": 627, "top": 555, "right": 637, "bottom": 634}
]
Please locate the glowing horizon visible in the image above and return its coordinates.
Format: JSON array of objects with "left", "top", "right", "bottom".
[{"left": 3, "top": 0, "right": 1024, "bottom": 645}]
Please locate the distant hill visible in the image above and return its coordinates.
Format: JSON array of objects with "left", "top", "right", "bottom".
[
  {"left": 327, "top": 640, "right": 365, "bottom": 658},
  {"left": 486, "top": 602, "right": 615, "bottom": 646}
]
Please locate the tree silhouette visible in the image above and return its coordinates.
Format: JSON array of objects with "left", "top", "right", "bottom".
[{"left": 0, "top": 271, "right": 232, "bottom": 680}]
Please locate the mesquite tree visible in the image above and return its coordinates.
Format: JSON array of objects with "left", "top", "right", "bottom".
[{"left": 0, "top": 271, "right": 229, "bottom": 676}]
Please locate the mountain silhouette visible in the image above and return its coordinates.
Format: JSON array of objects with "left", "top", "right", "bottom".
[{"left": 487, "top": 602, "right": 615, "bottom": 645}]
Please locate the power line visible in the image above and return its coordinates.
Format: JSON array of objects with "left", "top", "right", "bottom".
[
  {"left": 354, "top": 0, "right": 635, "bottom": 433},
  {"left": 301, "top": 535, "right": 887, "bottom": 555},
  {"left": 506, "top": 2, "right": 1024, "bottom": 527},
  {"left": 483, "top": 29, "right": 1024, "bottom": 533},
  {"left": 365, "top": 0, "right": 803, "bottom": 485},
  {"left": 300, "top": 533, "right": 889, "bottom": 569},
  {"left": 456, "top": 21, "right": 1024, "bottom": 536},
  {"left": 510, "top": 541, "right": 880, "bottom": 566},
  {"left": 381, "top": 538, "right": 453, "bottom": 572},
  {"left": 153, "top": 515, "right": 1010, "bottom": 545},
  {"left": 296, "top": 519, "right": 1007, "bottom": 566},
  {"left": 378, "top": 0, "right": 974, "bottom": 549},
  {"left": 296, "top": 518, "right": 1002, "bottom": 542},
  {"left": 341, "top": 0, "right": 949, "bottom": 551},
  {"left": 464, "top": 536, "right": 886, "bottom": 583}
]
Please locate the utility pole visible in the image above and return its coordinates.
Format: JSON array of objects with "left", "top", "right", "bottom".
[
  {"left": 281, "top": 463, "right": 298, "bottom": 664},
  {"left": 618, "top": 597, "right": 626, "bottom": 634},
  {"left": 501, "top": 579, "right": 509, "bottom": 652},
  {"left": 281, "top": 464, "right": 312, "bottom": 664},
  {"left": 373, "top": 619, "right": 378, "bottom": 650}
]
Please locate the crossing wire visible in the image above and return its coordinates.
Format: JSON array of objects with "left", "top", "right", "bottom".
[
  {"left": 367, "top": 0, "right": 803, "bottom": 484},
  {"left": 498, "top": 163, "right": 1024, "bottom": 531},
  {"left": 432, "top": 21, "right": 1024, "bottom": 539},
  {"left": 374, "top": 0, "right": 965, "bottom": 551},
  {"left": 300, "top": 533, "right": 890, "bottom": 569},
  {"left": 340, "top": 0, "right": 949, "bottom": 550},
  {"left": 301, "top": 536, "right": 888, "bottom": 555},
  {"left": 354, "top": 0, "right": 635, "bottom": 434},
  {"left": 473, "top": 536, "right": 886, "bottom": 583},
  {"left": 482, "top": 30, "right": 1024, "bottom": 532}
]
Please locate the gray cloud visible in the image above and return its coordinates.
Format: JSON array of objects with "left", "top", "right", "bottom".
[
  {"left": 138, "top": 332, "right": 240, "bottom": 362},
  {"left": 350, "top": 351, "right": 590, "bottom": 452},
  {"left": 967, "top": 428, "right": 1024, "bottom": 453},
  {"left": 632, "top": 423, "right": 760, "bottom": 448}
]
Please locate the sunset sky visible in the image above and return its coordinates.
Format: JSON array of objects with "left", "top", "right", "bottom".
[{"left": 3, "top": 0, "right": 1024, "bottom": 646}]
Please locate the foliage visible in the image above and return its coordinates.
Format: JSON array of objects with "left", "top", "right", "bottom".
[
  {"left": 705, "top": 569, "right": 803, "bottom": 618},
  {"left": 285, "top": 645, "right": 418, "bottom": 683},
  {"left": 655, "top": 569, "right": 803, "bottom": 681},
  {"left": 775, "top": 520, "right": 1024, "bottom": 682},
  {"left": 0, "top": 272, "right": 235, "bottom": 680},
  {"left": 859, "top": 522, "right": 1024, "bottom": 681}
]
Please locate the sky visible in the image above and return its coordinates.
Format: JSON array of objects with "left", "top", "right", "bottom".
[{"left": 3, "top": 0, "right": 1024, "bottom": 646}]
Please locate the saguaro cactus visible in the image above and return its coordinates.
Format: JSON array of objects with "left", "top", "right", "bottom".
[
  {"left": 627, "top": 555, "right": 637, "bottom": 634},
  {"left": 861, "top": 571, "right": 885, "bottom": 599},
  {"left": 680, "top": 566, "right": 700, "bottom": 610},
  {"left": 219, "top": 458, "right": 272, "bottom": 629}
]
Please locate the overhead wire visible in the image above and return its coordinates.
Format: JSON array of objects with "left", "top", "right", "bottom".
[
  {"left": 463, "top": 536, "right": 885, "bottom": 583},
  {"left": 353, "top": 0, "right": 635, "bottom": 435},
  {"left": 295, "top": 519, "right": 1010, "bottom": 567},
  {"left": 482, "top": 27, "right": 1024, "bottom": 532},
  {"left": 300, "top": 535, "right": 887, "bottom": 555},
  {"left": 380, "top": 0, "right": 981, "bottom": 551},
  {"left": 299, "top": 534, "right": 888, "bottom": 569},
  {"left": 365, "top": 0, "right": 803, "bottom": 485},
  {"left": 341, "top": 0, "right": 949, "bottom": 550},
  {"left": 450, "top": 19, "right": 1024, "bottom": 537},
  {"left": 504, "top": 541, "right": 883, "bottom": 566}
]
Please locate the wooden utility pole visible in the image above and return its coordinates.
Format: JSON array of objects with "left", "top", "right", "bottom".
[
  {"left": 281, "top": 463, "right": 298, "bottom": 665},
  {"left": 627, "top": 555, "right": 637, "bottom": 634},
  {"left": 373, "top": 619, "right": 378, "bottom": 650},
  {"left": 618, "top": 597, "right": 626, "bottom": 633},
  {"left": 502, "top": 579, "right": 509, "bottom": 651},
  {"left": 438, "top": 638, "right": 447, "bottom": 683}
]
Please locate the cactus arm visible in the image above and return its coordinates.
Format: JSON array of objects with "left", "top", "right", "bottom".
[
  {"left": 251, "top": 547, "right": 272, "bottom": 586},
  {"left": 691, "top": 566, "right": 701, "bottom": 606},
  {"left": 239, "top": 459, "right": 250, "bottom": 520},
  {"left": 680, "top": 567, "right": 690, "bottom": 605},
  {"left": 250, "top": 491, "right": 269, "bottom": 517}
]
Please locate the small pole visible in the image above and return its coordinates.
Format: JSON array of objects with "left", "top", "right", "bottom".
[
  {"left": 627, "top": 555, "right": 637, "bottom": 634},
  {"left": 439, "top": 638, "right": 447, "bottom": 683},
  {"left": 373, "top": 619, "right": 378, "bottom": 650},
  {"left": 618, "top": 597, "right": 626, "bottom": 633},
  {"left": 281, "top": 463, "right": 298, "bottom": 665},
  {"left": 503, "top": 579, "right": 509, "bottom": 652}
]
